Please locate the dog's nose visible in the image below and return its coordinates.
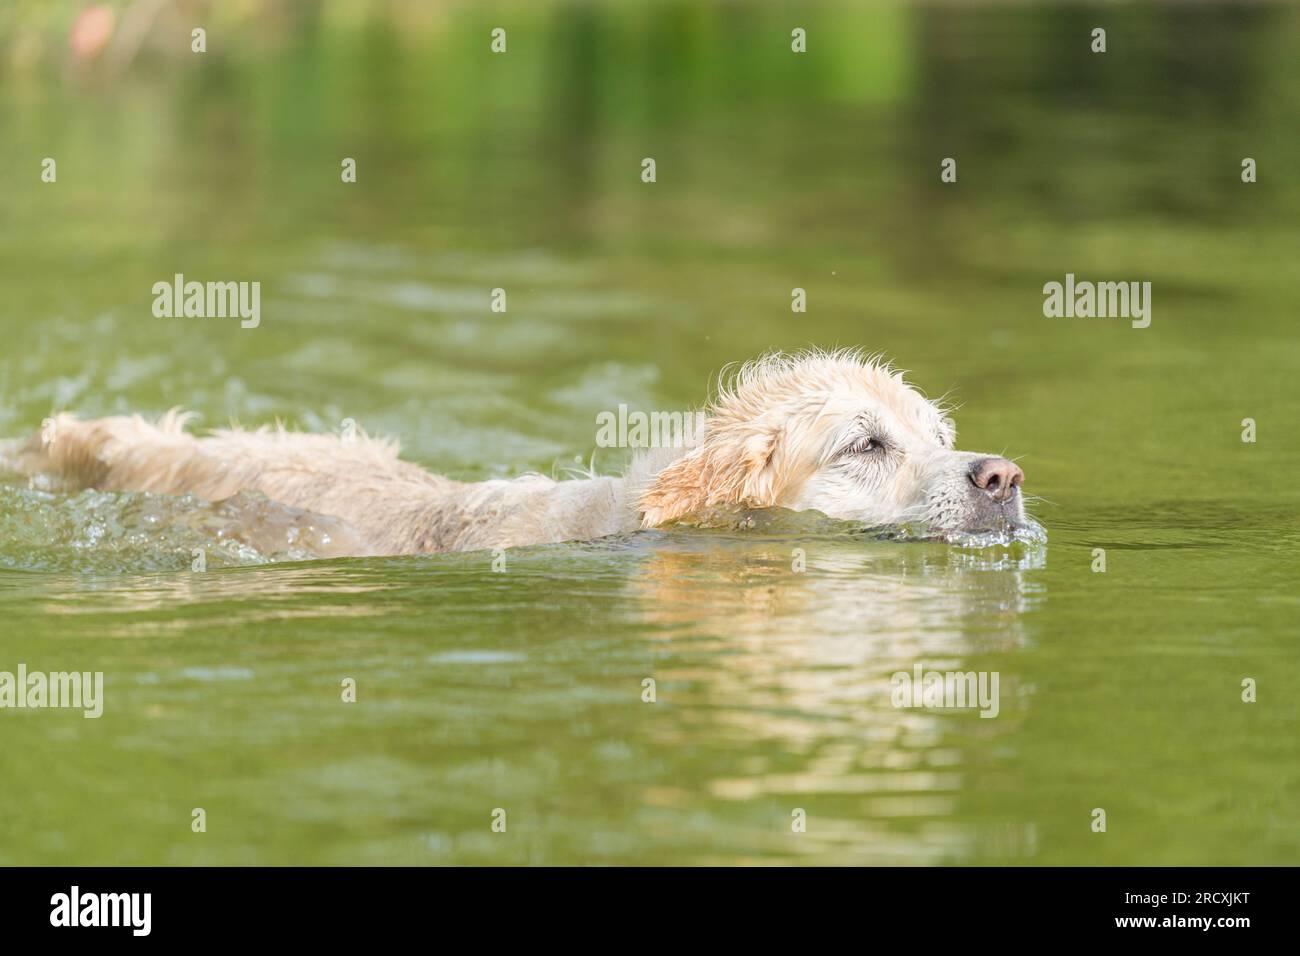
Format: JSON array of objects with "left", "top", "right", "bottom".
[{"left": 968, "top": 457, "right": 1024, "bottom": 503}]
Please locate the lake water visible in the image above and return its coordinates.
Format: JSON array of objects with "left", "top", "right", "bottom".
[{"left": 0, "top": 1, "right": 1297, "bottom": 865}]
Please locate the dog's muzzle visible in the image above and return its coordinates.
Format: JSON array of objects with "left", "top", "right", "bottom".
[{"left": 963, "top": 456, "right": 1026, "bottom": 529}]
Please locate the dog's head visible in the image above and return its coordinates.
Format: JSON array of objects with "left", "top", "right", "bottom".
[{"left": 639, "top": 350, "right": 1029, "bottom": 536}]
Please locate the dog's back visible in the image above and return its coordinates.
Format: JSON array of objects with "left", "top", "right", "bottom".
[
  {"left": 3, "top": 412, "right": 636, "bottom": 555},
  {"left": 6, "top": 412, "right": 471, "bottom": 555}
]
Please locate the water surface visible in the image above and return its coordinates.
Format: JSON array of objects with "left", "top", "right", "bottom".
[{"left": 0, "top": 1, "right": 1297, "bottom": 865}]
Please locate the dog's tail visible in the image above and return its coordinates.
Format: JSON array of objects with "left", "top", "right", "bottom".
[{"left": 5, "top": 409, "right": 199, "bottom": 492}]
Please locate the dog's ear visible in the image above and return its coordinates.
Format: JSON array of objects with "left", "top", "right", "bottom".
[{"left": 639, "top": 420, "right": 780, "bottom": 527}]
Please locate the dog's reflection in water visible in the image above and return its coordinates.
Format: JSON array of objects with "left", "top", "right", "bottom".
[{"left": 624, "top": 528, "right": 1043, "bottom": 863}]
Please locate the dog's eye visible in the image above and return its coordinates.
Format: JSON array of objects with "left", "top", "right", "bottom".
[{"left": 845, "top": 437, "right": 879, "bottom": 455}]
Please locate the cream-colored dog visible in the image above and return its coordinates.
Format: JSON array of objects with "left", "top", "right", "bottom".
[{"left": 5, "top": 350, "right": 1029, "bottom": 556}]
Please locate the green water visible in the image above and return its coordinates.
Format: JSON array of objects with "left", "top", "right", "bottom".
[{"left": 1, "top": 1, "right": 1297, "bottom": 865}]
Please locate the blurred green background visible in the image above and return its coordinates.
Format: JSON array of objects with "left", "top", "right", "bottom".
[{"left": 0, "top": 0, "right": 1296, "bottom": 865}]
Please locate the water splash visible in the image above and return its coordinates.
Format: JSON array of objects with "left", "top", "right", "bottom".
[
  {"left": 672, "top": 503, "right": 1047, "bottom": 549},
  {"left": 0, "top": 484, "right": 353, "bottom": 572}
]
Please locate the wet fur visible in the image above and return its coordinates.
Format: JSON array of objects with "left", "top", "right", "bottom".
[{"left": 3, "top": 350, "right": 1023, "bottom": 556}]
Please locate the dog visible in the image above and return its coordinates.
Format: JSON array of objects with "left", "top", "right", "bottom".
[{"left": 3, "top": 350, "right": 1030, "bottom": 556}]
